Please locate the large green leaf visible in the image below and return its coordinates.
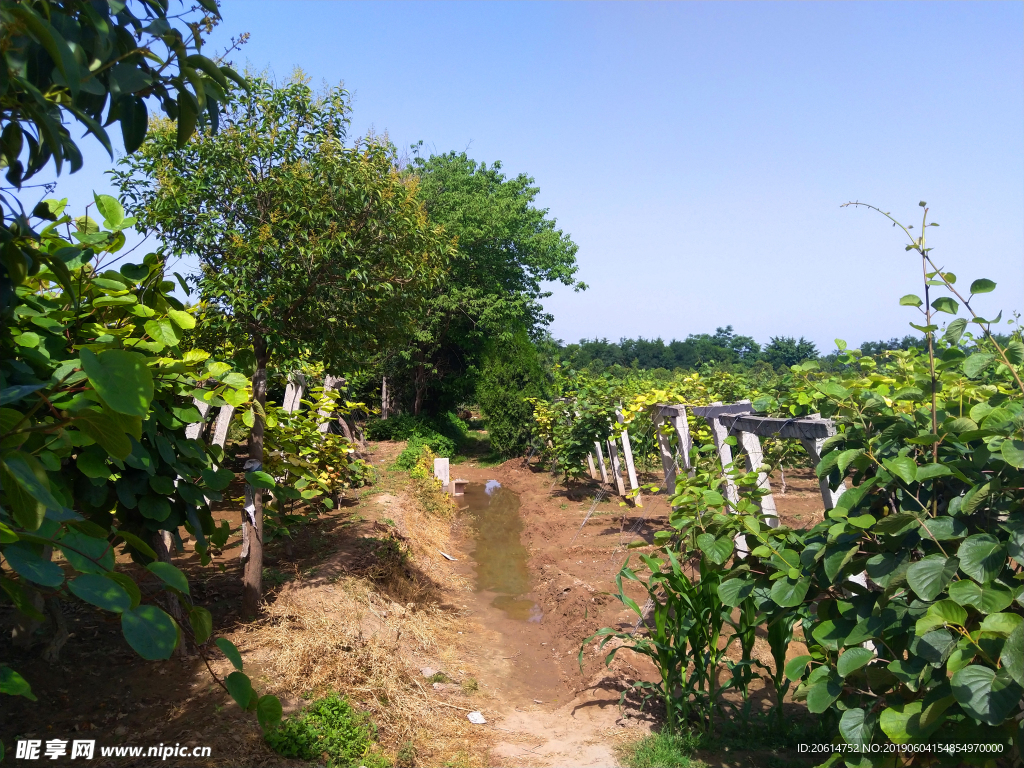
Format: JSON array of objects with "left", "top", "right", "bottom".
[
  {"left": 0, "top": 666, "right": 37, "bottom": 700},
  {"left": 948, "top": 580, "right": 1013, "bottom": 614},
  {"left": 806, "top": 672, "right": 843, "bottom": 713},
  {"left": 950, "top": 665, "right": 1024, "bottom": 726},
  {"left": 121, "top": 604, "right": 179, "bottom": 660},
  {"left": 837, "top": 647, "right": 873, "bottom": 677},
  {"left": 1, "top": 453, "right": 66, "bottom": 527},
  {"left": 963, "top": 353, "right": 994, "bottom": 379},
  {"left": 76, "top": 410, "right": 132, "bottom": 460},
  {"left": 696, "top": 533, "right": 733, "bottom": 565},
  {"left": 80, "top": 348, "right": 154, "bottom": 417},
  {"left": 915, "top": 599, "right": 967, "bottom": 635},
  {"left": 879, "top": 699, "right": 948, "bottom": 743},
  {"left": 225, "top": 671, "right": 254, "bottom": 709},
  {"left": 3, "top": 543, "right": 64, "bottom": 586},
  {"left": 256, "top": 694, "right": 283, "bottom": 731},
  {"left": 201, "top": 466, "right": 235, "bottom": 491},
  {"left": 188, "top": 606, "right": 213, "bottom": 644},
  {"left": 839, "top": 707, "right": 876, "bottom": 747},
  {"left": 58, "top": 530, "right": 115, "bottom": 574},
  {"left": 914, "top": 629, "right": 956, "bottom": 666},
  {"left": 717, "top": 576, "right": 754, "bottom": 607},
  {"left": 216, "top": 637, "right": 244, "bottom": 670},
  {"left": 906, "top": 554, "right": 958, "bottom": 601},
  {"left": 147, "top": 561, "right": 190, "bottom": 594},
  {"left": 1001, "top": 623, "right": 1024, "bottom": 687},
  {"left": 137, "top": 494, "right": 171, "bottom": 521},
  {"left": 68, "top": 574, "right": 131, "bottom": 613},
  {"left": 957, "top": 534, "right": 1006, "bottom": 584},
  {"left": 770, "top": 575, "right": 810, "bottom": 608},
  {"left": 0, "top": 457, "right": 46, "bottom": 530}
]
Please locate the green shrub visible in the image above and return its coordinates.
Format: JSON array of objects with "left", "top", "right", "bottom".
[
  {"left": 264, "top": 692, "right": 390, "bottom": 768},
  {"left": 477, "top": 329, "right": 546, "bottom": 457},
  {"left": 619, "top": 731, "right": 702, "bottom": 768}
]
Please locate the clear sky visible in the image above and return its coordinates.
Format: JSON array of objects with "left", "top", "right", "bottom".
[{"left": 29, "top": 1, "right": 1023, "bottom": 352}]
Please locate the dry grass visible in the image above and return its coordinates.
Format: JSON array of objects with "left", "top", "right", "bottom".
[{"left": 238, "top": 476, "right": 490, "bottom": 767}]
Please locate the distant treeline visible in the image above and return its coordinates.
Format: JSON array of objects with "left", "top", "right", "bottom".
[{"left": 556, "top": 327, "right": 931, "bottom": 371}]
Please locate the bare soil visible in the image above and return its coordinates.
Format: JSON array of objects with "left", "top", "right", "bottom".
[{"left": 2, "top": 437, "right": 828, "bottom": 767}]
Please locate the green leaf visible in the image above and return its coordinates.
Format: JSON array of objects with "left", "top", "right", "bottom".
[
  {"left": 1, "top": 453, "right": 66, "bottom": 522},
  {"left": 717, "top": 576, "right": 754, "bottom": 607},
  {"left": 882, "top": 457, "right": 917, "bottom": 484},
  {"left": 907, "top": 555, "right": 958, "bottom": 601},
  {"left": 80, "top": 348, "right": 154, "bottom": 417},
  {"left": 121, "top": 605, "right": 179, "bottom": 660},
  {"left": 948, "top": 580, "right": 1013, "bottom": 614},
  {"left": 915, "top": 463, "right": 951, "bottom": 481},
  {"left": 113, "top": 529, "right": 157, "bottom": 561},
  {"left": 1001, "top": 440, "right": 1024, "bottom": 469},
  {"left": 0, "top": 666, "right": 37, "bottom": 701},
  {"left": 957, "top": 534, "right": 1006, "bottom": 584},
  {"left": 784, "top": 655, "right": 812, "bottom": 681},
  {"left": 188, "top": 606, "right": 213, "bottom": 644},
  {"left": 770, "top": 576, "right": 810, "bottom": 608},
  {"left": 696, "top": 533, "right": 733, "bottom": 565},
  {"left": 931, "top": 297, "right": 958, "bottom": 314},
  {"left": 806, "top": 673, "right": 842, "bottom": 713},
  {"left": 1001, "top": 623, "right": 1024, "bottom": 687},
  {"left": 950, "top": 665, "right": 1023, "bottom": 726},
  {"left": 225, "top": 670, "right": 254, "bottom": 709},
  {"left": 2, "top": 543, "right": 64, "bottom": 587},
  {"left": 899, "top": 294, "right": 923, "bottom": 307},
  {"left": 969, "top": 278, "right": 996, "bottom": 294},
  {"left": 216, "top": 637, "right": 244, "bottom": 670},
  {"left": 915, "top": 599, "right": 967, "bottom": 635},
  {"left": 256, "top": 694, "right": 283, "bottom": 731},
  {"left": 166, "top": 308, "right": 196, "bottom": 330},
  {"left": 93, "top": 194, "right": 124, "bottom": 228},
  {"left": 76, "top": 410, "right": 132, "bottom": 460},
  {"left": 105, "top": 572, "right": 142, "bottom": 608},
  {"left": 137, "top": 494, "right": 171, "bottom": 522},
  {"left": 1004, "top": 339, "right": 1024, "bottom": 366},
  {"left": 943, "top": 318, "right": 967, "bottom": 345},
  {"left": 963, "top": 353, "right": 995, "bottom": 379},
  {"left": 0, "top": 456, "right": 47, "bottom": 530},
  {"left": 245, "top": 471, "right": 276, "bottom": 489},
  {"left": 201, "top": 467, "right": 234, "bottom": 491},
  {"left": 924, "top": 517, "right": 967, "bottom": 541},
  {"left": 147, "top": 561, "right": 190, "bottom": 594},
  {"left": 980, "top": 612, "right": 1022, "bottom": 635},
  {"left": 58, "top": 530, "right": 114, "bottom": 574},
  {"left": 144, "top": 319, "right": 181, "bottom": 347},
  {"left": 837, "top": 647, "right": 873, "bottom": 677},
  {"left": 839, "top": 707, "right": 876, "bottom": 748},
  {"left": 68, "top": 574, "right": 131, "bottom": 613},
  {"left": 76, "top": 448, "right": 111, "bottom": 479}
]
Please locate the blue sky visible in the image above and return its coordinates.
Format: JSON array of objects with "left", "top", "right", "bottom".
[{"left": 31, "top": 1, "right": 1023, "bottom": 352}]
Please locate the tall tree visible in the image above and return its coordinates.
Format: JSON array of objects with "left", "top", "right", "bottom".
[
  {"left": 391, "top": 151, "right": 583, "bottom": 415},
  {"left": 115, "top": 76, "right": 453, "bottom": 616},
  {"left": 762, "top": 336, "right": 818, "bottom": 368}
]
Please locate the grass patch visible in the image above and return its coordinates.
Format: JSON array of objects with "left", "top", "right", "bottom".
[
  {"left": 264, "top": 692, "right": 391, "bottom": 767},
  {"left": 619, "top": 731, "right": 704, "bottom": 768}
]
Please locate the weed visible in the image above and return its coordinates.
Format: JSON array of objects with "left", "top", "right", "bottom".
[
  {"left": 380, "top": 518, "right": 396, "bottom": 527},
  {"left": 427, "top": 672, "right": 450, "bottom": 684},
  {"left": 618, "top": 730, "right": 703, "bottom": 768},
  {"left": 396, "top": 741, "right": 417, "bottom": 768},
  {"left": 461, "top": 677, "right": 478, "bottom": 694},
  {"left": 264, "top": 692, "right": 391, "bottom": 767},
  {"left": 262, "top": 567, "right": 289, "bottom": 588}
]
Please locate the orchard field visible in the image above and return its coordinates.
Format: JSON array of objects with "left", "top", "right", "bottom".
[{"left": 2, "top": 2, "right": 1022, "bottom": 768}]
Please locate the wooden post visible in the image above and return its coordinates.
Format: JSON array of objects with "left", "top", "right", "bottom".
[
  {"left": 211, "top": 405, "right": 235, "bottom": 449},
  {"left": 185, "top": 398, "right": 213, "bottom": 440},
  {"left": 282, "top": 372, "right": 306, "bottom": 414},
  {"left": 594, "top": 442, "right": 609, "bottom": 484},
  {"left": 616, "top": 410, "right": 642, "bottom": 506},
  {"left": 606, "top": 439, "right": 627, "bottom": 497}
]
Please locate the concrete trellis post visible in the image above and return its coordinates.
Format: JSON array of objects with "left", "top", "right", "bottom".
[
  {"left": 185, "top": 399, "right": 213, "bottom": 440},
  {"left": 736, "top": 430, "right": 779, "bottom": 526},
  {"left": 689, "top": 401, "right": 753, "bottom": 506},
  {"left": 594, "top": 442, "right": 609, "bottom": 484},
  {"left": 587, "top": 453, "right": 597, "bottom": 479},
  {"left": 318, "top": 374, "right": 345, "bottom": 434},
  {"left": 615, "top": 410, "right": 642, "bottom": 507},
  {"left": 653, "top": 404, "right": 695, "bottom": 496},
  {"left": 282, "top": 372, "right": 306, "bottom": 414},
  {"left": 381, "top": 376, "right": 390, "bottom": 420},
  {"left": 606, "top": 439, "right": 627, "bottom": 497},
  {"left": 210, "top": 405, "right": 235, "bottom": 449}
]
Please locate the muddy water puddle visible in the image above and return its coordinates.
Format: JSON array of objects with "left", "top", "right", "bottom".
[
  {"left": 457, "top": 481, "right": 567, "bottom": 705},
  {"left": 459, "top": 481, "right": 542, "bottom": 622}
]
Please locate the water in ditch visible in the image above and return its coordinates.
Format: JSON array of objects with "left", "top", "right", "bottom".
[{"left": 458, "top": 481, "right": 542, "bottom": 622}]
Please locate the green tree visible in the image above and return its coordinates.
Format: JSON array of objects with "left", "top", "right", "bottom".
[
  {"left": 114, "top": 76, "right": 453, "bottom": 617},
  {"left": 393, "top": 150, "right": 583, "bottom": 415},
  {"left": 477, "top": 329, "right": 546, "bottom": 457},
  {"left": 762, "top": 335, "right": 818, "bottom": 368}
]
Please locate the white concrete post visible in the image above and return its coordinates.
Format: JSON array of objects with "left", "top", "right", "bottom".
[
  {"left": 606, "top": 439, "right": 627, "bottom": 497},
  {"left": 594, "top": 442, "right": 609, "bottom": 484},
  {"left": 282, "top": 372, "right": 306, "bottom": 414},
  {"left": 433, "top": 457, "right": 450, "bottom": 489},
  {"left": 381, "top": 376, "right": 389, "bottom": 420},
  {"left": 587, "top": 452, "right": 597, "bottom": 479},
  {"left": 800, "top": 436, "right": 848, "bottom": 510},
  {"left": 738, "top": 430, "right": 779, "bottom": 527},
  {"left": 185, "top": 398, "right": 213, "bottom": 440},
  {"left": 707, "top": 411, "right": 738, "bottom": 507},
  {"left": 670, "top": 411, "right": 693, "bottom": 475},
  {"left": 655, "top": 415, "right": 676, "bottom": 491},
  {"left": 616, "top": 410, "right": 642, "bottom": 507},
  {"left": 318, "top": 374, "right": 344, "bottom": 434},
  {"left": 211, "top": 405, "right": 235, "bottom": 449}
]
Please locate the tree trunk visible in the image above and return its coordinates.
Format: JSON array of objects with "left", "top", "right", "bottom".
[
  {"left": 414, "top": 364, "right": 425, "bottom": 417},
  {"left": 242, "top": 333, "right": 269, "bottom": 620},
  {"left": 152, "top": 531, "right": 190, "bottom": 656},
  {"left": 381, "top": 376, "right": 389, "bottom": 420},
  {"left": 41, "top": 596, "right": 69, "bottom": 664}
]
